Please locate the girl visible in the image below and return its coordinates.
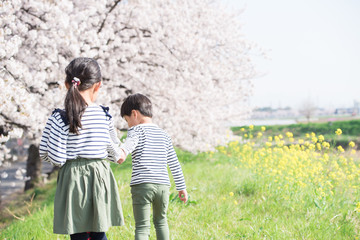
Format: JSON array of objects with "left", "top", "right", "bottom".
[{"left": 39, "top": 57, "right": 124, "bottom": 240}]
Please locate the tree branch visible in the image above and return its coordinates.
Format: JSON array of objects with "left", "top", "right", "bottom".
[
  {"left": 98, "top": 0, "right": 123, "bottom": 33},
  {"left": 159, "top": 40, "right": 180, "bottom": 60},
  {"left": 139, "top": 28, "right": 152, "bottom": 37},
  {"left": 0, "top": 113, "right": 30, "bottom": 131},
  {"left": 2, "top": 66, "right": 46, "bottom": 96},
  {"left": 20, "top": 7, "right": 46, "bottom": 23},
  {"left": 140, "top": 60, "right": 164, "bottom": 68}
]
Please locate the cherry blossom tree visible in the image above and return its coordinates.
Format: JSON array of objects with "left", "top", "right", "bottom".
[
  {"left": 1, "top": 0, "right": 72, "bottom": 168},
  {"left": 1, "top": 0, "right": 259, "bottom": 169}
]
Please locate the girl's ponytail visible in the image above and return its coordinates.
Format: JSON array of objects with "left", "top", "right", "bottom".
[
  {"left": 64, "top": 58, "right": 102, "bottom": 134},
  {"left": 64, "top": 80, "right": 87, "bottom": 134}
]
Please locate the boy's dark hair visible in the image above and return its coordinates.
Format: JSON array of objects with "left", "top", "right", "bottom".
[
  {"left": 121, "top": 93, "right": 153, "bottom": 118},
  {"left": 64, "top": 57, "right": 102, "bottom": 134}
]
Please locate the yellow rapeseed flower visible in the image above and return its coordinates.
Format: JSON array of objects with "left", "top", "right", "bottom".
[
  {"left": 261, "top": 126, "right": 266, "bottom": 132},
  {"left": 277, "top": 141, "right": 284, "bottom": 147},
  {"left": 322, "top": 142, "right": 330, "bottom": 149},
  {"left": 335, "top": 128, "right": 342, "bottom": 135},
  {"left": 219, "top": 127, "right": 360, "bottom": 212},
  {"left": 316, "top": 143, "right": 322, "bottom": 151},
  {"left": 356, "top": 202, "right": 360, "bottom": 212},
  {"left": 257, "top": 132, "right": 263, "bottom": 138},
  {"left": 349, "top": 141, "right": 355, "bottom": 148},
  {"left": 240, "top": 128, "right": 245, "bottom": 132},
  {"left": 234, "top": 200, "right": 238, "bottom": 205},
  {"left": 286, "top": 132, "right": 293, "bottom": 138},
  {"left": 309, "top": 144, "right": 315, "bottom": 151},
  {"left": 311, "top": 132, "right": 316, "bottom": 137},
  {"left": 337, "top": 146, "right": 345, "bottom": 152},
  {"left": 249, "top": 125, "right": 254, "bottom": 130}
]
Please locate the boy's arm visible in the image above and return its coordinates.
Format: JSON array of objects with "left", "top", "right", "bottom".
[
  {"left": 166, "top": 136, "right": 187, "bottom": 203},
  {"left": 117, "top": 128, "right": 139, "bottom": 164}
]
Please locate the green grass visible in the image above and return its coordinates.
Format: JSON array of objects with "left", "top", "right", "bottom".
[
  {"left": 231, "top": 119, "right": 360, "bottom": 137},
  {"left": 1, "top": 148, "right": 360, "bottom": 239}
]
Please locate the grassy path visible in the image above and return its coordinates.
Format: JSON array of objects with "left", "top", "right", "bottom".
[{"left": 1, "top": 146, "right": 360, "bottom": 239}]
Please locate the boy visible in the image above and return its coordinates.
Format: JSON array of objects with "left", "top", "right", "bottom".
[{"left": 118, "top": 93, "right": 188, "bottom": 240}]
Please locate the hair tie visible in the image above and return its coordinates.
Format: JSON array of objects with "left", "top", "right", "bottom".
[{"left": 72, "top": 77, "right": 81, "bottom": 87}]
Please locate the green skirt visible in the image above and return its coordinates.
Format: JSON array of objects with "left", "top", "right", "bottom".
[{"left": 53, "top": 158, "right": 124, "bottom": 234}]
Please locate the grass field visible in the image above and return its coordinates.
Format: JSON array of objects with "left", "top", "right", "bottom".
[{"left": 1, "top": 125, "right": 360, "bottom": 239}]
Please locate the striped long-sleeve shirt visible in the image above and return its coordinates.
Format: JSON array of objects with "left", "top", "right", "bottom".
[
  {"left": 39, "top": 105, "right": 122, "bottom": 167},
  {"left": 121, "top": 123, "right": 186, "bottom": 191}
]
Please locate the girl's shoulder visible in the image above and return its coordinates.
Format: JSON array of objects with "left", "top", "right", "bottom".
[
  {"left": 85, "top": 105, "right": 113, "bottom": 121},
  {"left": 46, "top": 109, "right": 69, "bottom": 132},
  {"left": 99, "top": 105, "right": 112, "bottom": 120},
  {"left": 51, "top": 108, "right": 68, "bottom": 125},
  {"left": 50, "top": 105, "right": 112, "bottom": 127}
]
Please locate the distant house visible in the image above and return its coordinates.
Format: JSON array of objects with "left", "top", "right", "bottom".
[
  {"left": 353, "top": 101, "right": 360, "bottom": 115},
  {"left": 334, "top": 108, "right": 354, "bottom": 115},
  {"left": 251, "top": 107, "right": 299, "bottom": 119}
]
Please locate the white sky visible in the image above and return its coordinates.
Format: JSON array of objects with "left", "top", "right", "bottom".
[{"left": 224, "top": 0, "right": 360, "bottom": 110}]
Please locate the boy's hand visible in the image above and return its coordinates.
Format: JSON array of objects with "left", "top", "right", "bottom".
[
  {"left": 117, "top": 157, "right": 125, "bottom": 164},
  {"left": 178, "top": 189, "right": 188, "bottom": 203},
  {"left": 117, "top": 149, "right": 126, "bottom": 164}
]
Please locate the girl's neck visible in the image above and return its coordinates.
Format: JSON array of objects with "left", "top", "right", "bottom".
[{"left": 80, "top": 89, "right": 95, "bottom": 105}]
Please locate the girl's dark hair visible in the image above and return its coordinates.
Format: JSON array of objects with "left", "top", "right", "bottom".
[
  {"left": 64, "top": 57, "right": 101, "bottom": 134},
  {"left": 121, "top": 93, "right": 152, "bottom": 118}
]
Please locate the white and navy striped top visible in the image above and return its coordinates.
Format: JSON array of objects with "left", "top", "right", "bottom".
[
  {"left": 39, "top": 105, "right": 122, "bottom": 167},
  {"left": 121, "top": 123, "right": 186, "bottom": 191}
]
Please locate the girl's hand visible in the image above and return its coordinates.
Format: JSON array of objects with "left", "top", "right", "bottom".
[
  {"left": 178, "top": 189, "right": 188, "bottom": 203},
  {"left": 117, "top": 149, "right": 126, "bottom": 164}
]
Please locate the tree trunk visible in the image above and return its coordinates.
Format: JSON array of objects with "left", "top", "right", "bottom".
[{"left": 24, "top": 144, "right": 42, "bottom": 191}]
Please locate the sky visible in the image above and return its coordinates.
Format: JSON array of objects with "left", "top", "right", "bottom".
[{"left": 224, "top": 0, "right": 360, "bottom": 110}]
